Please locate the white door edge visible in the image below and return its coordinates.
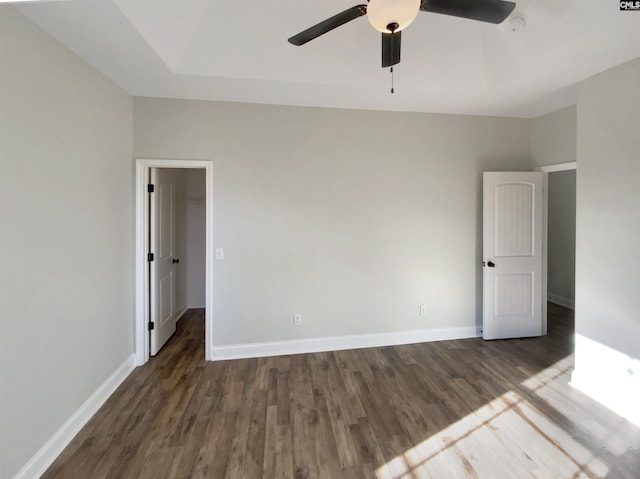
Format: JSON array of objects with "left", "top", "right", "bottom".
[
  {"left": 541, "top": 172, "right": 548, "bottom": 336},
  {"left": 135, "top": 158, "right": 214, "bottom": 365}
]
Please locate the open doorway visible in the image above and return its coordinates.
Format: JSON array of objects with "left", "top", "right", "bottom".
[
  {"left": 538, "top": 162, "right": 576, "bottom": 311},
  {"left": 135, "top": 159, "right": 214, "bottom": 365},
  {"left": 547, "top": 169, "right": 576, "bottom": 309},
  {"left": 148, "top": 167, "right": 206, "bottom": 355}
]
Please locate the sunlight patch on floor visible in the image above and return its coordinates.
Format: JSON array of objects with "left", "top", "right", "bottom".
[
  {"left": 523, "top": 355, "right": 640, "bottom": 456},
  {"left": 375, "top": 358, "right": 614, "bottom": 479}
]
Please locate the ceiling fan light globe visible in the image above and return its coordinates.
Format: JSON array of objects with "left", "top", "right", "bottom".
[{"left": 367, "top": 0, "right": 421, "bottom": 33}]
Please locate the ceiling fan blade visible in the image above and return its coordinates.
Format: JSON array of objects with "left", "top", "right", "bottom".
[
  {"left": 288, "top": 5, "right": 368, "bottom": 46},
  {"left": 382, "top": 31, "right": 401, "bottom": 68},
  {"left": 420, "top": 0, "right": 516, "bottom": 24}
]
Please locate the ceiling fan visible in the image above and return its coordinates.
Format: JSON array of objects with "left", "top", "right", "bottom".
[{"left": 288, "top": 0, "right": 516, "bottom": 68}]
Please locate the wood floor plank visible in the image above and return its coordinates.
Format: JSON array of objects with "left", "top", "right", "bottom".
[
  {"left": 262, "top": 404, "right": 278, "bottom": 479},
  {"left": 42, "top": 305, "right": 640, "bottom": 478}
]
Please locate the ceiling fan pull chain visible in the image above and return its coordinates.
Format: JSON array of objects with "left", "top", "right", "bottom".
[{"left": 390, "top": 66, "right": 394, "bottom": 94}]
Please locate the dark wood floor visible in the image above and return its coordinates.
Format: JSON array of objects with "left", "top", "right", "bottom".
[{"left": 43, "top": 305, "right": 640, "bottom": 478}]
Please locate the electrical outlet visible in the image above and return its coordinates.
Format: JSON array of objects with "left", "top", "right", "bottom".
[
  {"left": 420, "top": 305, "right": 427, "bottom": 316},
  {"left": 293, "top": 313, "right": 302, "bottom": 326}
]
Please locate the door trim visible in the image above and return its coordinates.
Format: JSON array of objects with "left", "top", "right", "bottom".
[
  {"left": 135, "top": 158, "right": 214, "bottom": 365},
  {"left": 535, "top": 161, "right": 576, "bottom": 173}
]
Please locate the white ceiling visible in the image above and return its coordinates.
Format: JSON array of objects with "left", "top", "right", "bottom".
[{"left": 14, "top": 0, "right": 640, "bottom": 118}]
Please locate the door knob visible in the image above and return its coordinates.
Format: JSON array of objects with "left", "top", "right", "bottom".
[
  {"left": 172, "top": 258, "right": 180, "bottom": 264},
  {"left": 487, "top": 261, "right": 495, "bottom": 268}
]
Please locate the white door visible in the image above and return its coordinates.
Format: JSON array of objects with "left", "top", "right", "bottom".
[
  {"left": 483, "top": 172, "right": 546, "bottom": 340},
  {"left": 149, "top": 168, "right": 178, "bottom": 355}
]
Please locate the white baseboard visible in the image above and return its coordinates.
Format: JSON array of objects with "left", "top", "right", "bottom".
[
  {"left": 547, "top": 292, "right": 575, "bottom": 310},
  {"left": 13, "top": 355, "right": 136, "bottom": 479},
  {"left": 570, "top": 334, "right": 640, "bottom": 427},
  {"left": 210, "top": 326, "right": 480, "bottom": 361},
  {"left": 176, "top": 303, "right": 188, "bottom": 319},
  {"left": 187, "top": 299, "right": 205, "bottom": 309}
]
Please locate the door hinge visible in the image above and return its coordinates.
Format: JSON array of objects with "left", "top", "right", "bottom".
[
  {"left": 148, "top": 321, "right": 155, "bottom": 331},
  {"left": 147, "top": 184, "right": 155, "bottom": 193},
  {"left": 147, "top": 253, "right": 154, "bottom": 262}
]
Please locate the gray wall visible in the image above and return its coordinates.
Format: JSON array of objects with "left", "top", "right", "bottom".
[
  {"left": 0, "top": 7, "right": 133, "bottom": 478},
  {"left": 575, "top": 58, "right": 640, "bottom": 358},
  {"left": 531, "top": 106, "right": 577, "bottom": 167},
  {"left": 134, "top": 98, "right": 532, "bottom": 347}
]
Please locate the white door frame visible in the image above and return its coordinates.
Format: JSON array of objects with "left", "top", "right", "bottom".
[
  {"left": 520, "top": 161, "right": 576, "bottom": 332},
  {"left": 535, "top": 161, "right": 577, "bottom": 173},
  {"left": 135, "top": 158, "right": 214, "bottom": 365}
]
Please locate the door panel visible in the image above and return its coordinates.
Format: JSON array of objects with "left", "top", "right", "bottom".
[
  {"left": 159, "top": 271, "right": 173, "bottom": 327},
  {"left": 150, "top": 168, "right": 178, "bottom": 355},
  {"left": 483, "top": 172, "right": 546, "bottom": 340},
  {"left": 495, "top": 272, "right": 533, "bottom": 316},
  {"left": 495, "top": 183, "right": 534, "bottom": 256}
]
